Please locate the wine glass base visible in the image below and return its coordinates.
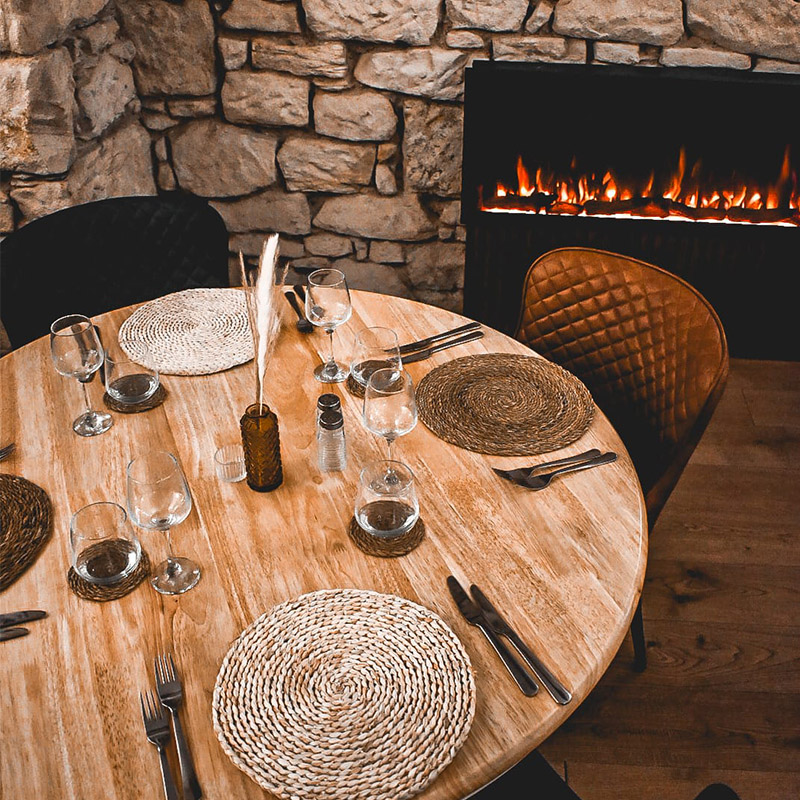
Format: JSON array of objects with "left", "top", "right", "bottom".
[
  {"left": 72, "top": 410, "right": 113, "bottom": 437},
  {"left": 314, "top": 361, "right": 349, "bottom": 383},
  {"left": 150, "top": 557, "right": 201, "bottom": 595}
]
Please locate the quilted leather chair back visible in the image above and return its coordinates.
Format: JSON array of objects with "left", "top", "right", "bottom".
[
  {"left": 516, "top": 247, "right": 729, "bottom": 525},
  {"left": 0, "top": 193, "right": 230, "bottom": 349}
]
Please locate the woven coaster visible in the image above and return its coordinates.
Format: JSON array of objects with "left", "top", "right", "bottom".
[
  {"left": 213, "top": 589, "right": 475, "bottom": 800},
  {"left": 0, "top": 474, "right": 52, "bottom": 593},
  {"left": 347, "top": 516, "right": 425, "bottom": 558},
  {"left": 103, "top": 383, "right": 167, "bottom": 413},
  {"left": 118, "top": 288, "right": 254, "bottom": 376},
  {"left": 67, "top": 549, "right": 151, "bottom": 602},
  {"left": 416, "top": 353, "right": 595, "bottom": 456},
  {"left": 346, "top": 374, "right": 365, "bottom": 398}
]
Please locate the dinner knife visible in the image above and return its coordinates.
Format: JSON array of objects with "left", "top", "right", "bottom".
[
  {"left": 0, "top": 609, "right": 47, "bottom": 629},
  {"left": 0, "top": 628, "right": 29, "bottom": 642},
  {"left": 470, "top": 584, "right": 572, "bottom": 705},
  {"left": 402, "top": 330, "right": 485, "bottom": 364},
  {"left": 493, "top": 449, "right": 603, "bottom": 484},
  {"left": 447, "top": 576, "right": 538, "bottom": 697},
  {"left": 397, "top": 322, "right": 481, "bottom": 355}
]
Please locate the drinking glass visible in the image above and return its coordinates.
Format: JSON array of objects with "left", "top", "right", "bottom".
[
  {"left": 70, "top": 502, "right": 142, "bottom": 585},
  {"left": 305, "top": 268, "right": 352, "bottom": 383},
  {"left": 50, "top": 314, "right": 112, "bottom": 437},
  {"left": 363, "top": 368, "right": 417, "bottom": 461},
  {"left": 355, "top": 460, "right": 419, "bottom": 539},
  {"left": 126, "top": 450, "right": 200, "bottom": 595},
  {"left": 104, "top": 342, "right": 159, "bottom": 405},
  {"left": 214, "top": 444, "right": 246, "bottom": 483},
  {"left": 350, "top": 327, "right": 401, "bottom": 390}
]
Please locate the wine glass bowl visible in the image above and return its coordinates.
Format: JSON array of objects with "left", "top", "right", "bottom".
[
  {"left": 305, "top": 268, "right": 352, "bottom": 383},
  {"left": 350, "top": 326, "right": 401, "bottom": 389},
  {"left": 362, "top": 368, "right": 417, "bottom": 461}
]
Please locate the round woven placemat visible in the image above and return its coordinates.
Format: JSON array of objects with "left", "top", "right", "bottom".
[
  {"left": 213, "top": 589, "right": 475, "bottom": 800},
  {"left": 0, "top": 474, "right": 52, "bottom": 593},
  {"left": 416, "top": 353, "right": 595, "bottom": 456},
  {"left": 67, "top": 549, "right": 151, "bottom": 602},
  {"left": 118, "top": 288, "right": 254, "bottom": 376},
  {"left": 103, "top": 383, "right": 167, "bottom": 413},
  {"left": 346, "top": 374, "right": 366, "bottom": 399},
  {"left": 347, "top": 516, "right": 425, "bottom": 557}
]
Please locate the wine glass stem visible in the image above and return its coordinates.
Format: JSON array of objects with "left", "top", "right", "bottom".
[
  {"left": 327, "top": 329, "right": 336, "bottom": 369},
  {"left": 79, "top": 379, "right": 92, "bottom": 414},
  {"left": 163, "top": 527, "right": 178, "bottom": 577},
  {"left": 386, "top": 437, "right": 394, "bottom": 461}
]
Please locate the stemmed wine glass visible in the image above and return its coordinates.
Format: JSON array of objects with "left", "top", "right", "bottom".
[
  {"left": 50, "top": 314, "right": 113, "bottom": 437},
  {"left": 305, "top": 268, "right": 352, "bottom": 383},
  {"left": 363, "top": 368, "right": 418, "bottom": 463},
  {"left": 126, "top": 450, "right": 200, "bottom": 595}
]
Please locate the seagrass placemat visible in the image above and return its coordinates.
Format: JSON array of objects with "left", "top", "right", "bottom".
[
  {"left": 118, "top": 288, "right": 253, "bottom": 375},
  {"left": 0, "top": 474, "right": 52, "bottom": 593},
  {"left": 416, "top": 353, "right": 594, "bottom": 456},
  {"left": 213, "top": 588, "right": 475, "bottom": 800},
  {"left": 67, "top": 549, "right": 151, "bottom": 602},
  {"left": 347, "top": 515, "right": 425, "bottom": 557}
]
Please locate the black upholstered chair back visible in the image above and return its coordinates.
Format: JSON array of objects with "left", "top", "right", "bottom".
[{"left": 0, "top": 193, "right": 230, "bottom": 349}]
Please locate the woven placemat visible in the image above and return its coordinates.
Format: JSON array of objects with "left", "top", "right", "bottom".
[
  {"left": 347, "top": 516, "right": 425, "bottom": 557},
  {"left": 67, "top": 549, "right": 151, "bottom": 602},
  {"left": 416, "top": 353, "right": 595, "bottom": 456},
  {"left": 213, "top": 589, "right": 475, "bottom": 800},
  {"left": 103, "top": 383, "right": 167, "bottom": 413},
  {"left": 0, "top": 474, "right": 52, "bottom": 593},
  {"left": 118, "top": 288, "right": 254, "bottom": 376},
  {"left": 346, "top": 374, "right": 366, "bottom": 399}
]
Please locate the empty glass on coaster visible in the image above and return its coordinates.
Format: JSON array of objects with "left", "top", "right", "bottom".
[
  {"left": 104, "top": 341, "right": 159, "bottom": 405},
  {"left": 350, "top": 327, "right": 402, "bottom": 390},
  {"left": 70, "top": 502, "right": 142, "bottom": 585},
  {"left": 305, "top": 268, "right": 352, "bottom": 383},
  {"left": 50, "top": 314, "right": 113, "bottom": 437},
  {"left": 126, "top": 450, "right": 200, "bottom": 595},
  {"left": 363, "top": 368, "right": 418, "bottom": 461},
  {"left": 355, "top": 460, "right": 419, "bottom": 539}
]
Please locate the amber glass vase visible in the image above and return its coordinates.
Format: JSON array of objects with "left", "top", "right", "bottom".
[{"left": 240, "top": 404, "right": 283, "bottom": 492}]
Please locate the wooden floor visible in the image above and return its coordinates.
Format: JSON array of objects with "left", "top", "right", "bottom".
[{"left": 537, "top": 359, "right": 800, "bottom": 800}]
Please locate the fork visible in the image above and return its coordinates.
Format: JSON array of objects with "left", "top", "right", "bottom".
[
  {"left": 518, "top": 451, "right": 618, "bottom": 490},
  {"left": 493, "top": 448, "right": 602, "bottom": 483},
  {"left": 0, "top": 442, "right": 16, "bottom": 462},
  {"left": 140, "top": 690, "right": 181, "bottom": 800},
  {"left": 155, "top": 653, "right": 202, "bottom": 800}
]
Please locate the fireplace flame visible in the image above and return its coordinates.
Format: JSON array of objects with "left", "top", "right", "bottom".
[{"left": 483, "top": 145, "right": 799, "bottom": 226}]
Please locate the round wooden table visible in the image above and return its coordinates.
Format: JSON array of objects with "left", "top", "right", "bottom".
[{"left": 0, "top": 290, "right": 646, "bottom": 800}]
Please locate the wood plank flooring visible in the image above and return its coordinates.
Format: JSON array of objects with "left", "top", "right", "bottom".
[{"left": 538, "top": 359, "right": 800, "bottom": 800}]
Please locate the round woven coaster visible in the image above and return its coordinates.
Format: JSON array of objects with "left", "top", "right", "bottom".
[
  {"left": 0, "top": 474, "right": 52, "bottom": 593},
  {"left": 416, "top": 353, "right": 595, "bottom": 456},
  {"left": 213, "top": 589, "right": 475, "bottom": 800},
  {"left": 347, "top": 516, "right": 425, "bottom": 558},
  {"left": 346, "top": 374, "right": 365, "bottom": 399},
  {"left": 67, "top": 549, "right": 151, "bottom": 602},
  {"left": 102, "top": 383, "right": 167, "bottom": 413},
  {"left": 118, "top": 288, "right": 254, "bottom": 376}
]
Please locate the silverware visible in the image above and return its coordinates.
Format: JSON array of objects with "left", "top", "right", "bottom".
[
  {"left": 397, "top": 322, "right": 481, "bottom": 355},
  {"left": 0, "top": 628, "right": 29, "bottom": 642},
  {"left": 284, "top": 291, "right": 313, "bottom": 334},
  {"left": 0, "top": 442, "right": 16, "bottom": 461},
  {"left": 447, "top": 575, "right": 538, "bottom": 697},
  {"left": 470, "top": 584, "right": 572, "bottom": 705},
  {"left": 402, "top": 330, "right": 485, "bottom": 364},
  {"left": 493, "top": 449, "right": 603, "bottom": 484},
  {"left": 516, "top": 451, "right": 618, "bottom": 490},
  {"left": 0, "top": 610, "right": 47, "bottom": 629},
  {"left": 155, "top": 652, "right": 202, "bottom": 800},
  {"left": 293, "top": 284, "right": 306, "bottom": 304},
  {"left": 140, "top": 689, "right": 181, "bottom": 800}
]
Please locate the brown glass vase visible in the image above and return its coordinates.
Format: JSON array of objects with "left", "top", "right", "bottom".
[{"left": 240, "top": 403, "right": 283, "bottom": 492}]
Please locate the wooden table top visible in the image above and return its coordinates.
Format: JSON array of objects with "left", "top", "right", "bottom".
[{"left": 0, "top": 289, "right": 647, "bottom": 800}]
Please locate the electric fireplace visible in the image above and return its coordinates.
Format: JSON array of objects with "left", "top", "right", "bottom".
[{"left": 461, "top": 61, "right": 800, "bottom": 360}]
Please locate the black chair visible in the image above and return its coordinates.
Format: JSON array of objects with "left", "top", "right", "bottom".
[{"left": 0, "top": 193, "right": 230, "bottom": 349}]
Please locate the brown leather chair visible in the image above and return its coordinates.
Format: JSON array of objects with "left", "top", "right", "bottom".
[{"left": 515, "top": 247, "right": 729, "bottom": 670}]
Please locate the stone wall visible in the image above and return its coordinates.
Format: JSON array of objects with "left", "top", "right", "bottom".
[{"left": 2, "top": 0, "right": 800, "bottom": 314}]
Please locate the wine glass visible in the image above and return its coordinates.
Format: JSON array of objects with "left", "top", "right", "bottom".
[
  {"left": 49, "top": 314, "right": 113, "bottom": 437},
  {"left": 305, "top": 268, "right": 352, "bottom": 383},
  {"left": 350, "top": 326, "right": 402, "bottom": 390},
  {"left": 126, "top": 450, "right": 200, "bottom": 595},
  {"left": 363, "top": 368, "right": 418, "bottom": 463}
]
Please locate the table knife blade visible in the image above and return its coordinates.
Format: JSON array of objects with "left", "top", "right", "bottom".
[
  {"left": 0, "top": 627, "right": 29, "bottom": 642},
  {"left": 0, "top": 610, "right": 47, "bottom": 629},
  {"left": 397, "top": 322, "right": 481, "bottom": 355},
  {"left": 470, "top": 584, "right": 571, "bottom": 705},
  {"left": 447, "top": 576, "right": 538, "bottom": 697},
  {"left": 402, "top": 330, "right": 484, "bottom": 364}
]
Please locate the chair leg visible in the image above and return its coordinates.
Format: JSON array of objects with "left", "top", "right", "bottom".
[{"left": 631, "top": 597, "right": 647, "bottom": 671}]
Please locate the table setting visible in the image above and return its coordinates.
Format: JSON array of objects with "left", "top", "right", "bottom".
[{"left": 0, "top": 233, "right": 647, "bottom": 800}]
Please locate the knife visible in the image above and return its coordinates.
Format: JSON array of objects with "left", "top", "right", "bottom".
[
  {"left": 293, "top": 284, "right": 306, "bottom": 304},
  {"left": 402, "top": 330, "right": 485, "bottom": 364},
  {"left": 0, "top": 610, "right": 47, "bottom": 629},
  {"left": 0, "top": 628, "right": 29, "bottom": 642},
  {"left": 470, "top": 584, "right": 572, "bottom": 705},
  {"left": 447, "top": 576, "right": 538, "bottom": 697},
  {"left": 493, "top": 449, "right": 603, "bottom": 484},
  {"left": 397, "top": 322, "right": 481, "bottom": 355}
]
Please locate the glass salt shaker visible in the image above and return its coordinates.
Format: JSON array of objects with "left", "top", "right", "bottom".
[
  {"left": 317, "top": 409, "right": 346, "bottom": 472},
  {"left": 316, "top": 392, "right": 341, "bottom": 423}
]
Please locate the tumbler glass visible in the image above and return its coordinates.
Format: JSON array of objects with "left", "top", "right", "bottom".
[{"left": 354, "top": 460, "right": 419, "bottom": 539}]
